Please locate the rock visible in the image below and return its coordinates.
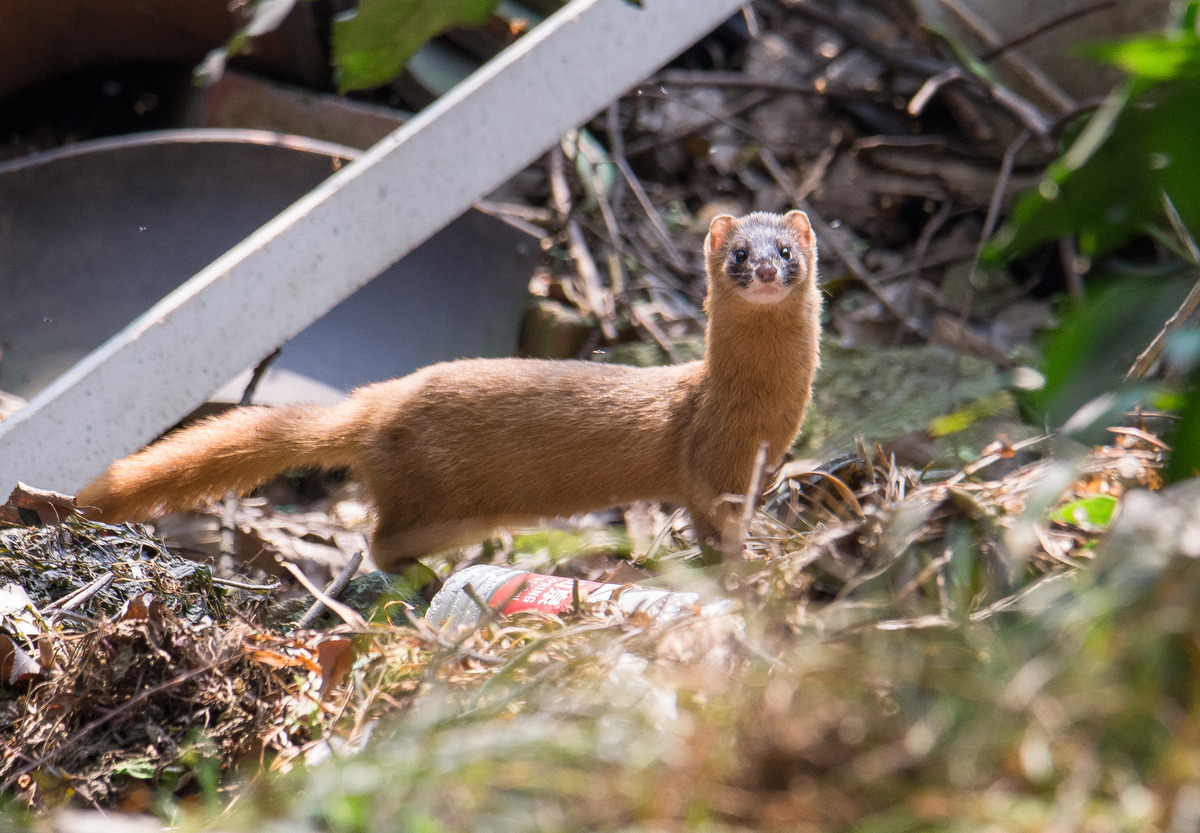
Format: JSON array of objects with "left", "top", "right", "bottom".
[{"left": 520, "top": 299, "right": 595, "bottom": 360}]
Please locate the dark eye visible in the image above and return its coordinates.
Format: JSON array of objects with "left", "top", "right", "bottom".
[
  {"left": 733, "top": 249, "right": 748, "bottom": 264},
  {"left": 780, "top": 246, "right": 792, "bottom": 259}
]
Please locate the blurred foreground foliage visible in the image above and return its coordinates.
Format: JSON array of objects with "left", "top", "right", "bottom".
[
  {"left": 331, "top": 0, "right": 500, "bottom": 92},
  {"left": 988, "top": 2, "right": 1200, "bottom": 481},
  {"left": 986, "top": 3, "right": 1200, "bottom": 260}
]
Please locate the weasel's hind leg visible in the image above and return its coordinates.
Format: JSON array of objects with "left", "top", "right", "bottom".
[{"left": 368, "top": 515, "right": 530, "bottom": 573}]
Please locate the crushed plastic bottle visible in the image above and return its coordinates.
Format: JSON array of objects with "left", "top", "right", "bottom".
[{"left": 425, "top": 563, "right": 734, "bottom": 631}]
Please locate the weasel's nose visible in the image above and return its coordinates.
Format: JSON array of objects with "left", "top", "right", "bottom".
[{"left": 755, "top": 263, "right": 778, "bottom": 283}]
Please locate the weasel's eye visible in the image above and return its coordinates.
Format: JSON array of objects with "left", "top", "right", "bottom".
[
  {"left": 780, "top": 246, "right": 792, "bottom": 259},
  {"left": 733, "top": 249, "right": 748, "bottom": 263}
]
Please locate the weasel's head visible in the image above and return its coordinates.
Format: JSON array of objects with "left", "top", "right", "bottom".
[{"left": 703, "top": 210, "right": 817, "bottom": 307}]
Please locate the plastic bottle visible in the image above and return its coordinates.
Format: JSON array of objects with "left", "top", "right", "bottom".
[{"left": 425, "top": 563, "right": 734, "bottom": 631}]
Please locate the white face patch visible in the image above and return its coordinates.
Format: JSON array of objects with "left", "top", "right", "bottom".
[{"left": 735, "top": 278, "right": 794, "bottom": 305}]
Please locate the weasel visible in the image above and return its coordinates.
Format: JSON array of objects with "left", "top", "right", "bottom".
[{"left": 77, "top": 211, "right": 822, "bottom": 571}]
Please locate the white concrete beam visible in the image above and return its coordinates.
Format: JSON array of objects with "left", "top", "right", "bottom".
[{"left": 0, "top": 0, "right": 746, "bottom": 493}]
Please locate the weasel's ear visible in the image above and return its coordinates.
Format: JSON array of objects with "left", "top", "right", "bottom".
[
  {"left": 783, "top": 210, "right": 814, "bottom": 248},
  {"left": 705, "top": 215, "right": 738, "bottom": 256}
]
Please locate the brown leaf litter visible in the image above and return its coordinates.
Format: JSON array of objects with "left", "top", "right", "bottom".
[{"left": 0, "top": 502, "right": 366, "bottom": 810}]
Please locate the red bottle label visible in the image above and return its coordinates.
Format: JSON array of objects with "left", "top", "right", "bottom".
[{"left": 488, "top": 573, "right": 605, "bottom": 615}]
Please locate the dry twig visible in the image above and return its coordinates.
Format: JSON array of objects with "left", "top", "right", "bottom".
[
  {"left": 296, "top": 550, "right": 365, "bottom": 630},
  {"left": 281, "top": 560, "right": 367, "bottom": 630},
  {"left": 550, "top": 148, "right": 617, "bottom": 339}
]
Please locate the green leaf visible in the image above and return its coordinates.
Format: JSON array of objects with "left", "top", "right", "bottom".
[
  {"left": 112, "top": 757, "right": 158, "bottom": 779},
  {"left": 926, "top": 391, "right": 1014, "bottom": 438},
  {"left": 985, "top": 78, "right": 1200, "bottom": 262},
  {"left": 1185, "top": 0, "right": 1200, "bottom": 31},
  {"left": 1084, "top": 35, "right": 1200, "bottom": 80},
  {"left": 332, "top": 0, "right": 501, "bottom": 93},
  {"left": 1020, "top": 271, "right": 1191, "bottom": 439},
  {"left": 984, "top": 1, "right": 1200, "bottom": 265},
  {"left": 1166, "top": 355, "right": 1200, "bottom": 481},
  {"left": 1050, "top": 494, "right": 1118, "bottom": 530}
]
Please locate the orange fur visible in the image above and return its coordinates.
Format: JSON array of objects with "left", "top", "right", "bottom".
[{"left": 77, "top": 211, "right": 822, "bottom": 571}]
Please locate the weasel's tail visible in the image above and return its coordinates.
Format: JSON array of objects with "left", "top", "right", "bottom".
[{"left": 77, "top": 403, "right": 363, "bottom": 522}]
